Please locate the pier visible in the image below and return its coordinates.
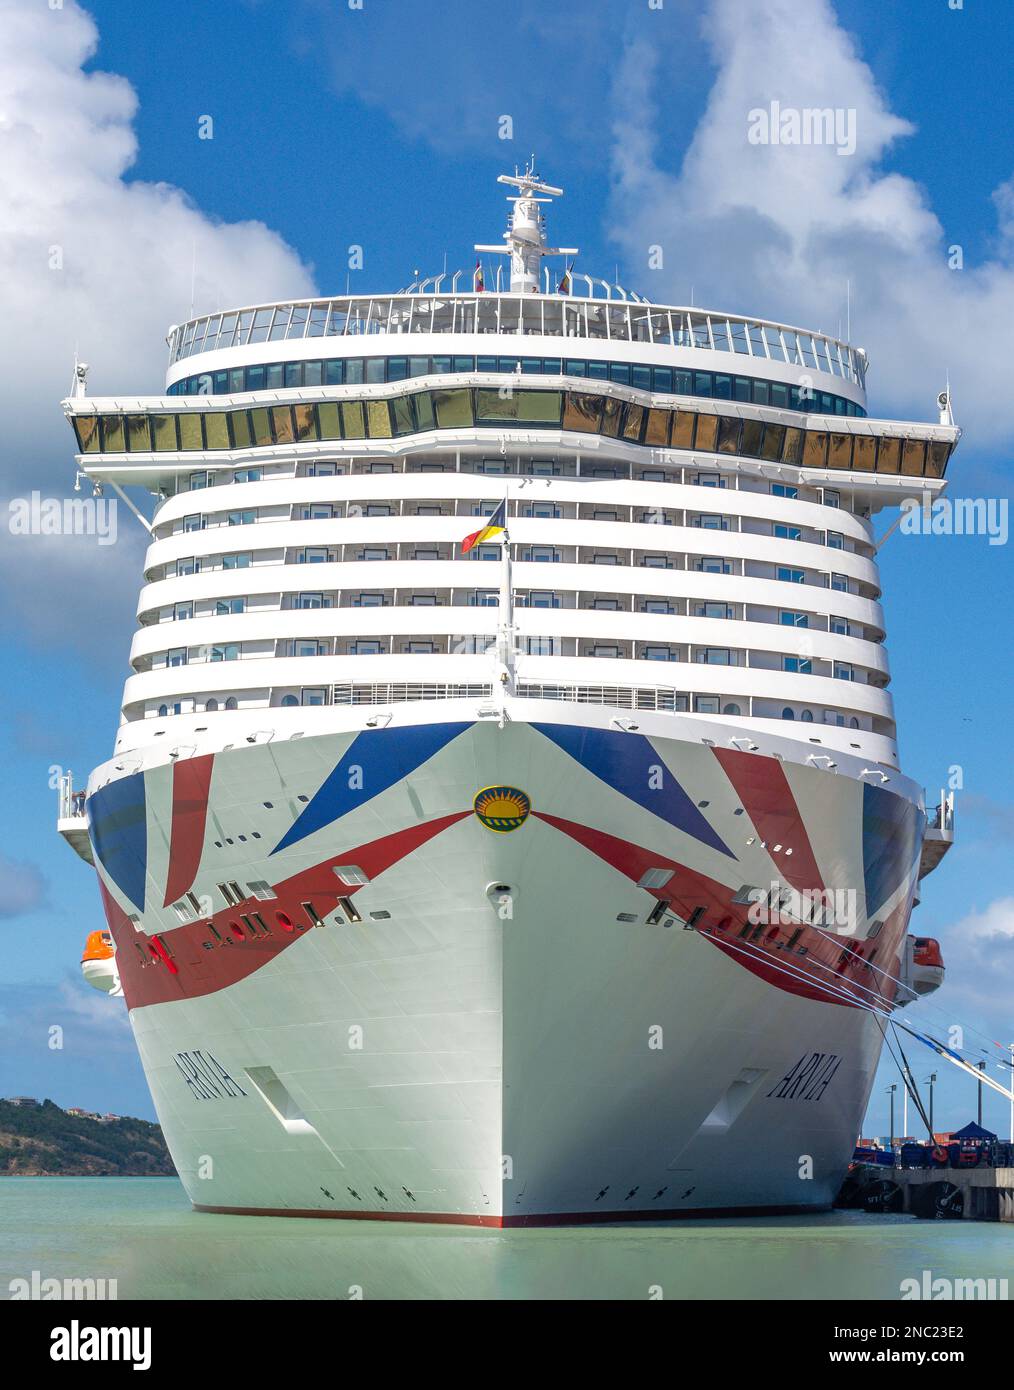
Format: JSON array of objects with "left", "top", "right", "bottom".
[{"left": 839, "top": 1163, "right": 1014, "bottom": 1222}]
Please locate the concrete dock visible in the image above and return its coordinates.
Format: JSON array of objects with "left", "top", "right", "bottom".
[{"left": 841, "top": 1163, "right": 1014, "bottom": 1221}]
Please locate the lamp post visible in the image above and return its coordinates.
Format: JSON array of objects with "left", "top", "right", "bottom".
[
  {"left": 978, "top": 1060, "right": 985, "bottom": 1126},
  {"left": 886, "top": 1083, "right": 897, "bottom": 1149},
  {"left": 924, "top": 1072, "right": 937, "bottom": 1136}
]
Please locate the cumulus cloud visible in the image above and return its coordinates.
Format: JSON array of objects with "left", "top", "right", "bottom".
[
  {"left": 0, "top": 0, "right": 316, "bottom": 657},
  {"left": 609, "top": 0, "right": 1014, "bottom": 442},
  {"left": 919, "top": 897, "right": 1014, "bottom": 1036},
  {"left": 0, "top": 852, "right": 47, "bottom": 918}
]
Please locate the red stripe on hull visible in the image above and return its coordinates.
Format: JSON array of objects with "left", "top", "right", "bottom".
[
  {"left": 163, "top": 754, "right": 215, "bottom": 907},
  {"left": 193, "top": 1202, "right": 827, "bottom": 1226},
  {"left": 101, "top": 811, "right": 470, "bottom": 1010},
  {"left": 534, "top": 810, "right": 900, "bottom": 1009},
  {"left": 711, "top": 746, "right": 826, "bottom": 895},
  {"left": 194, "top": 1204, "right": 504, "bottom": 1226}
]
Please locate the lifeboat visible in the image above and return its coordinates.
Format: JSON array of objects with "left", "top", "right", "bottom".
[
  {"left": 897, "top": 934, "right": 945, "bottom": 1002},
  {"left": 81, "top": 930, "right": 121, "bottom": 995}
]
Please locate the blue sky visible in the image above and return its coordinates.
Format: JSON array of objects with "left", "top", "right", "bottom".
[{"left": 0, "top": 0, "right": 1012, "bottom": 1134}]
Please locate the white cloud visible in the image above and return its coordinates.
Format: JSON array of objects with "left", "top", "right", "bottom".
[
  {"left": 0, "top": 0, "right": 316, "bottom": 656},
  {"left": 609, "top": 0, "right": 1014, "bottom": 443},
  {"left": 921, "top": 896, "right": 1014, "bottom": 1032},
  {"left": 0, "top": 852, "right": 47, "bottom": 919}
]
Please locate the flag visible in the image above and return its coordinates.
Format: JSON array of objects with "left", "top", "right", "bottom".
[
  {"left": 474, "top": 258, "right": 485, "bottom": 293},
  {"left": 460, "top": 498, "right": 506, "bottom": 554},
  {"left": 559, "top": 262, "right": 572, "bottom": 295}
]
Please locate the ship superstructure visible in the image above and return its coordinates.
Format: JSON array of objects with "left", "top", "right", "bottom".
[{"left": 57, "top": 167, "right": 955, "bottom": 1223}]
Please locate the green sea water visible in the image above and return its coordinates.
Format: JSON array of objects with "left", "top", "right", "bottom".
[{"left": 1, "top": 1178, "right": 1012, "bottom": 1300}]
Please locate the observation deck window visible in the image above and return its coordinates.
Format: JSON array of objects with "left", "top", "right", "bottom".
[
  {"left": 783, "top": 657, "right": 812, "bottom": 674},
  {"left": 780, "top": 611, "right": 808, "bottom": 627},
  {"left": 777, "top": 568, "right": 805, "bottom": 584},
  {"left": 217, "top": 598, "right": 246, "bottom": 615}
]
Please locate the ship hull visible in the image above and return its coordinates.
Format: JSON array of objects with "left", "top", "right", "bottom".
[{"left": 88, "top": 707, "right": 923, "bottom": 1224}]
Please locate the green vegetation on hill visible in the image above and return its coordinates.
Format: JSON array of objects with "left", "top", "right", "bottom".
[{"left": 0, "top": 1099, "right": 176, "bottom": 1176}]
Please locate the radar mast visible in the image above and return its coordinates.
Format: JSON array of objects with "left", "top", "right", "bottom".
[{"left": 474, "top": 157, "right": 579, "bottom": 294}]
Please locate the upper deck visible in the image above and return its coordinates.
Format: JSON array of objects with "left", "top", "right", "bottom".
[{"left": 166, "top": 292, "right": 868, "bottom": 406}]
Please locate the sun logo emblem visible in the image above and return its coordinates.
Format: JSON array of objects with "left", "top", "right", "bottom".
[{"left": 473, "top": 786, "right": 532, "bottom": 833}]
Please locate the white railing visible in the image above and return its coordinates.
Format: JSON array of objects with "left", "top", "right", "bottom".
[
  {"left": 57, "top": 771, "right": 86, "bottom": 821},
  {"left": 167, "top": 294, "right": 866, "bottom": 387},
  {"left": 332, "top": 682, "right": 494, "bottom": 706}
]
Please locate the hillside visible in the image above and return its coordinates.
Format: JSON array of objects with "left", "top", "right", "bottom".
[{"left": 0, "top": 1099, "right": 176, "bottom": 1176}]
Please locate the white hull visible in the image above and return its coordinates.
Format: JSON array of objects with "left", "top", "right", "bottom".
[{"left": 88, "top": 704, "right": 922, "bottom": 1223}]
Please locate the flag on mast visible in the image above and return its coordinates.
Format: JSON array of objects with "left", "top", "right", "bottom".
[
  {"left": 474, "top": 258, "right": 485, "bottom": 292},
  {"left": 460, "top": 497, "right": 506, "bottom": 554},
  {"left": 559, "top": 261, "right": 572, "bottom": 295}
]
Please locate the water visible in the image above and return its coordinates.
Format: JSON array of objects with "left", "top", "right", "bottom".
[{"left": 2, "top": 1178, "right": 1012, "bottom": 1300}]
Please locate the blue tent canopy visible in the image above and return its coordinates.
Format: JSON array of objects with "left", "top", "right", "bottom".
[{"left": 951, "top": 1120, "right": 997, "bottom": 1141}]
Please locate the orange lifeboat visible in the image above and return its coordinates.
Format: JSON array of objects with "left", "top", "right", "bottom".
[
  {"left": 907, "top": 936, "right": 945, "bottom": 997},
  {"left": 81, "top": 930, "right": 121, "bottom": 995}
]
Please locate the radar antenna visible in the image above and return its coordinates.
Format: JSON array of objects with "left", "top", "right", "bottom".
[{"left": 474, "top": 157, "right": 578, "bottom": 294}]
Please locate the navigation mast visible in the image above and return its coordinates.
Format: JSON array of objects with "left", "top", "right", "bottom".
[{"left": 475, "top": 158, "right": 578, "bottom": 294}]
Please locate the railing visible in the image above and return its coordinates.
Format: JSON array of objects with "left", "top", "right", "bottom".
[
  {"left": 515, "top": 683, "right": 687, "bottom": 711},
  {"left": 328, "top": 681, "right": 684, "bottom": 711},
  {"left": 332, "top": 682, "right": 493, "bottom": 705},
  {"left": 925, "top": 789, "right": 955, "bottom": 832},
  {"left": 167, "top": 294, "right": 866, "bottom": 388},
  {"left": 57, "top": 771, "right": 86, "bottom": 821}
]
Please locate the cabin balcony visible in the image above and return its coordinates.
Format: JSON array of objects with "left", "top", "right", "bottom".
[{"left": 56, "top": 773, "right": 93, "bottom": 865}]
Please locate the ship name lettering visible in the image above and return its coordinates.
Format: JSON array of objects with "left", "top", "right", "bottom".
[
  {"left": 174, "top": 1049, "right": 247, "bottom": 1101},
  {"left": 766, "top": 1051, "right": 841, "bottom": 1101}
]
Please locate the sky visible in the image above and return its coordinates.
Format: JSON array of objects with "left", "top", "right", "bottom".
[{"left": 0, "top": 0, "right": 1011, "bottom": 1134}]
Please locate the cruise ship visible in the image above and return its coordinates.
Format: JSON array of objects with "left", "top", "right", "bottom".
[{"left": 57, "top": 168, "right": 956, "bottom": 1225}]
